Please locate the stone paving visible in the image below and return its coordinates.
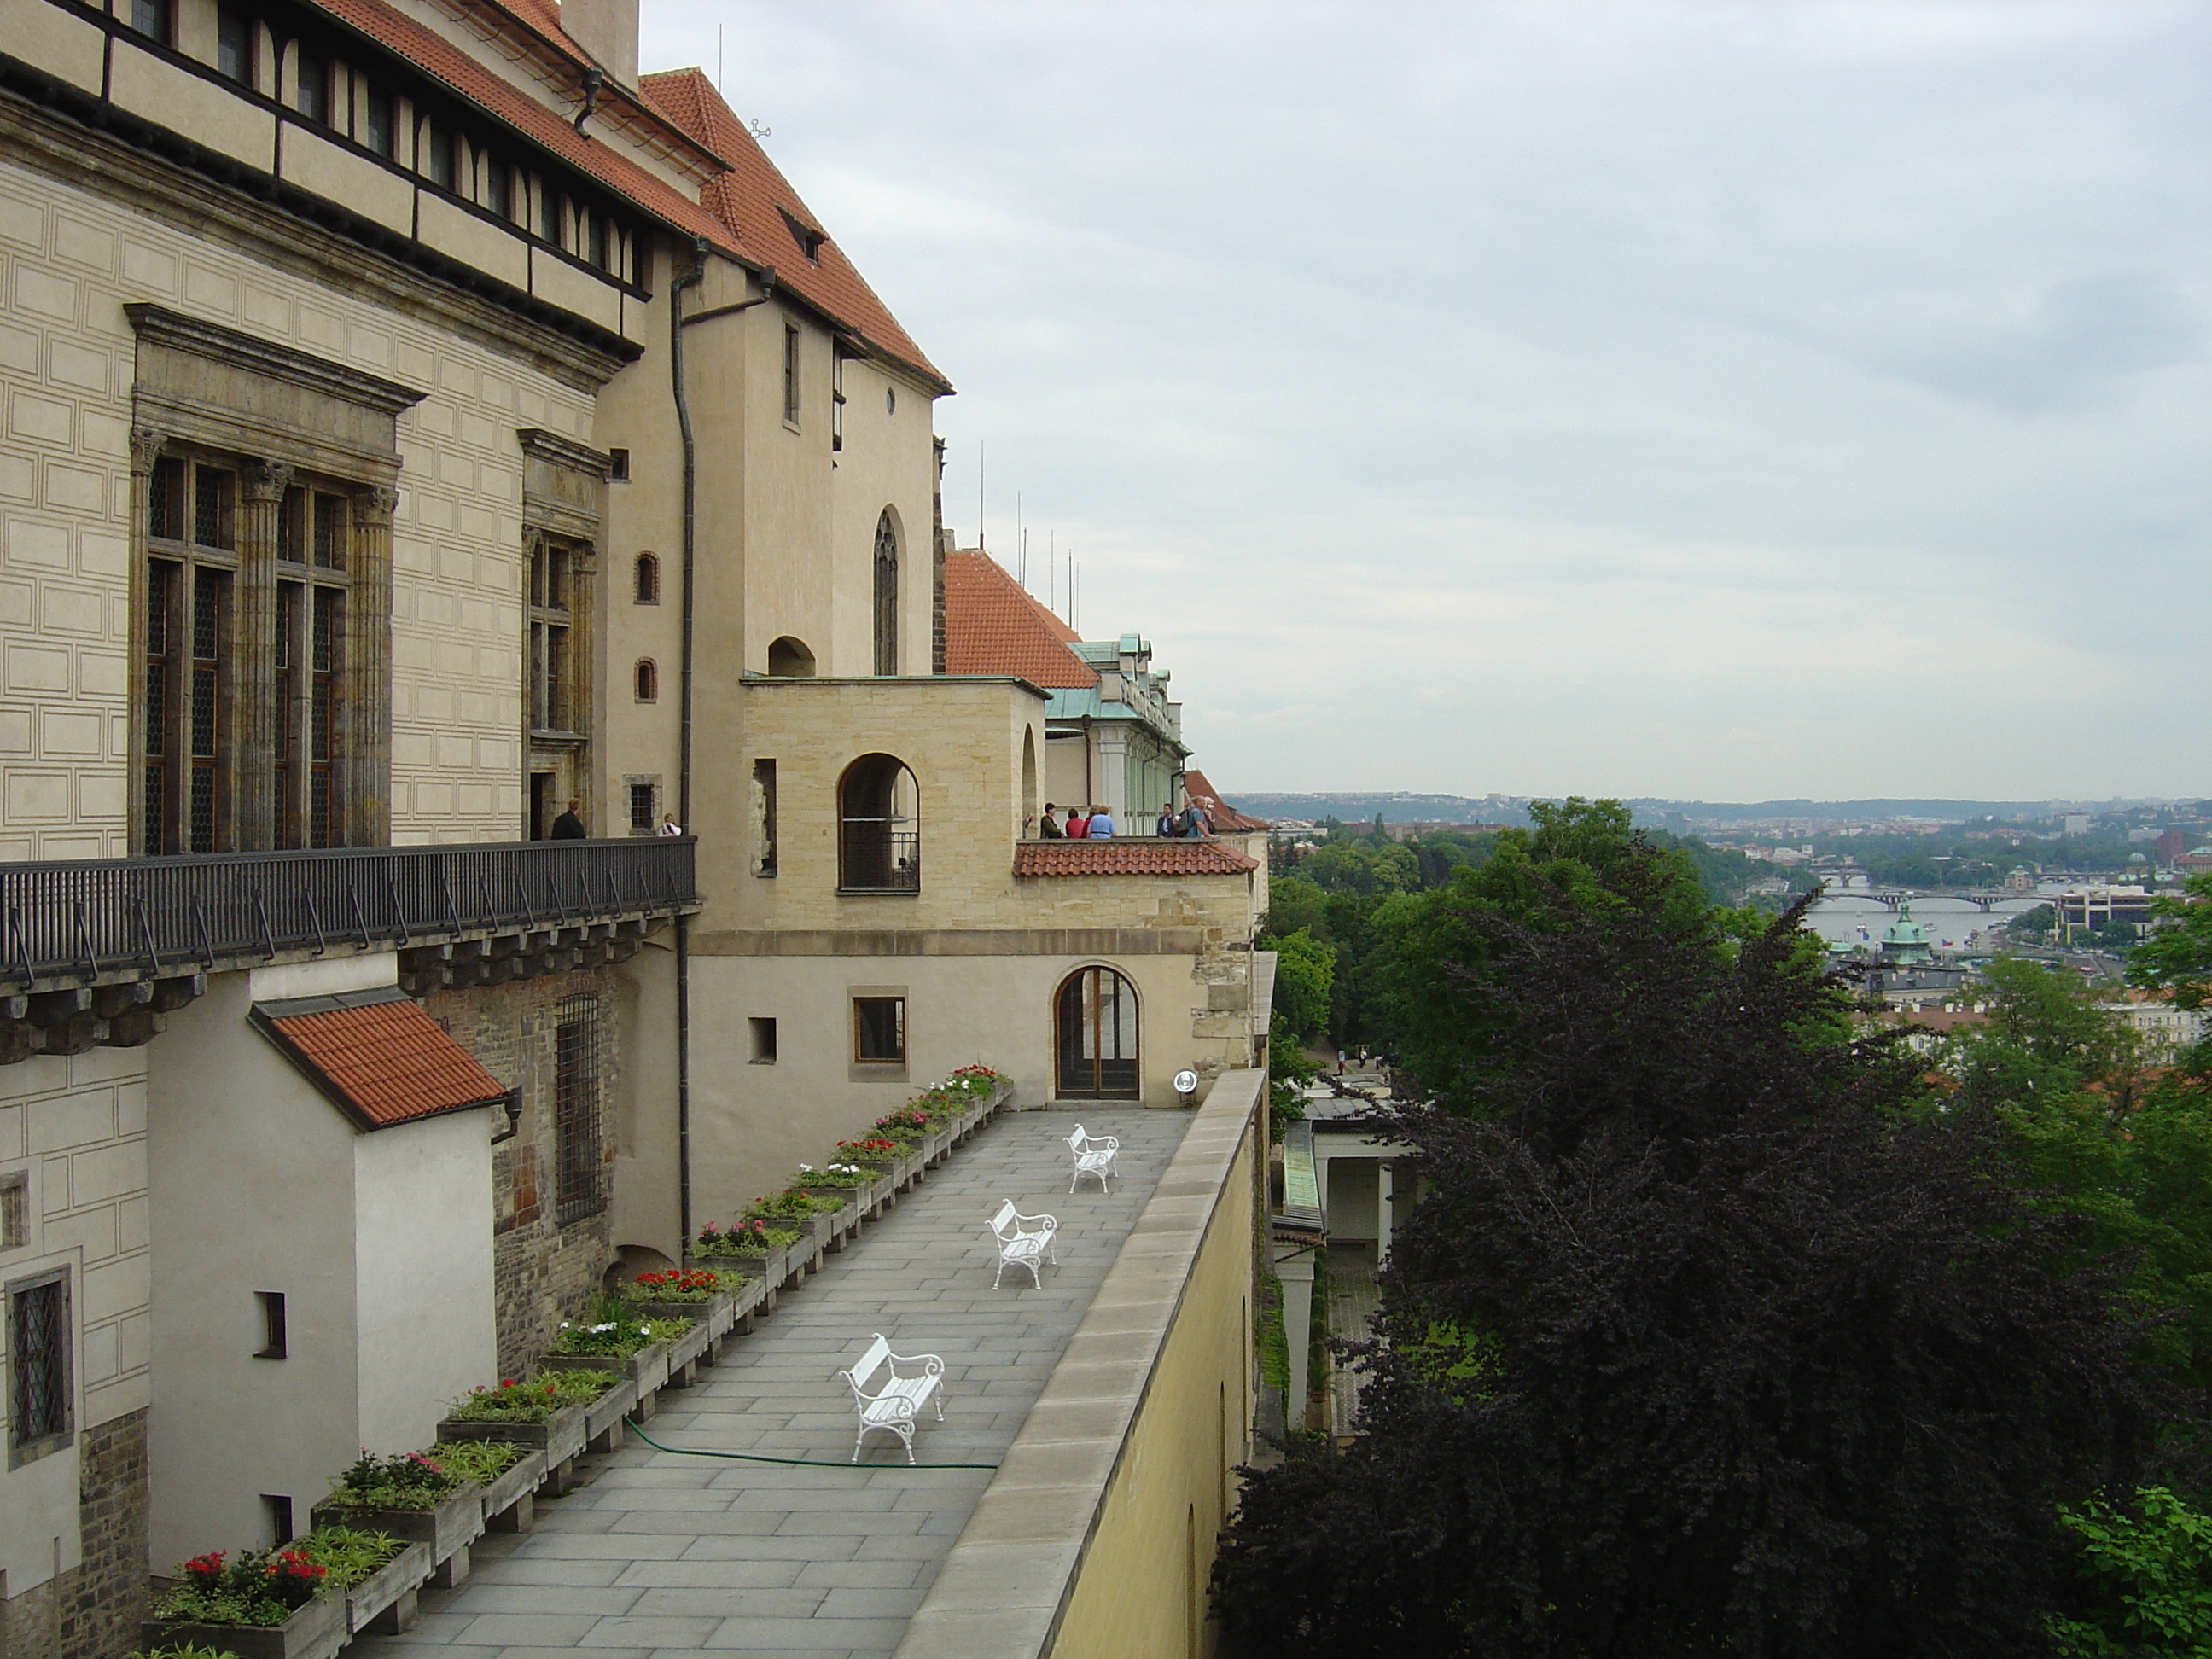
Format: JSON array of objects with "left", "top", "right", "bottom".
[{"left": 353, "top": 1105, "right": 1191, "bottom": 1658}]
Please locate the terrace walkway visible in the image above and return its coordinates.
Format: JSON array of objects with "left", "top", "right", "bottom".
[{"left": 353, "top": 1105, "right": 1191, "bottom": 1658}]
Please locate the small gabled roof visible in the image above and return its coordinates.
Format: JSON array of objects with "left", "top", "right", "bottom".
[
  {"left": 1183, "top": 770, "right": 1270, "bottom": 833},
  {"left": 252, "top": 987, "right": 508, "bottom": 1131},
  {"left": 943, "top": 551, "right": 1096, "bottom": 690},
  {"left": 1015, "top": 840, "right": 1259, "bottom": 878},
  {"left": 638, "top": 68, "right": 950, "bottom": 393}
]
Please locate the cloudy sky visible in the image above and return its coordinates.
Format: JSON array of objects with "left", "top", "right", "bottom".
[{"left": 641, "top": 2, "right": 2209, "bottom": 803}]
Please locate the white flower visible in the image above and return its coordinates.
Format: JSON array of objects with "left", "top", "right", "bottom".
[
  {"left": 797, "top": 1163, "right": 814, "bottom": 1173},
  {"left": 588, "top": 1322, "right": 616, "bottom": 1334}
]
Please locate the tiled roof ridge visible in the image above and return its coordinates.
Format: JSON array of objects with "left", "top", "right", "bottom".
[
  {"left": 317, "top": 0, "right": 758, "bottom": 264},
  {"left": 941, "top": 550, "right": 1097, "bottom": 690},
  {"left": 637, "top": 67, "right": 949, "bottom": 392},
  {"left": 1014, "top": 840, "right": 1260, "bottom": 878},
  {"left": 253, "top": 991, "right": 509, "bottom": 1130}
]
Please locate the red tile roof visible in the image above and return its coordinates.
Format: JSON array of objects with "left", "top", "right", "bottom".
[
  {"left": 317, "top": 0, "right": 746, "bottom": 259},
  {"left": 942, "top": 551, "right": 1096, "bottom": 689},
  {"left": 1182, "top": 770, "right": 1271, "bottom": 833},
  {"left": 255, "top": 991, "right": 508, "bottom": 1130},
  {"left": 638, "top": 68, "right": 950, "bottom": 393},
  {"left": 1015, "top": 840, "right": 1259, "bottom": 878}
]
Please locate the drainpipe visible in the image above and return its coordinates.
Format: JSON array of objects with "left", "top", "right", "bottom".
[{"left": 669, "top": 236, "right": 707, "bottom": 1248}]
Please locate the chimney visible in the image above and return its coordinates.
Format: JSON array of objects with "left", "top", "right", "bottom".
[{"left": 561, "top": 0, "right": 637, "bottom": 89}]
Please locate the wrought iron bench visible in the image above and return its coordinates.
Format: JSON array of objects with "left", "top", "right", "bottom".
[
  {"left": 1066, "top": 1124, "right": 1120, "bottom": 1194},
  {"left": 985, "top": 1199, "right": 1058, "bottom": 1289},
  {"left": 835, "top": 1333, "right": 946, "bottom": 1464}
]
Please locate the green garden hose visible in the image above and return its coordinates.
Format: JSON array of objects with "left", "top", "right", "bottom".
[{"left": 625, "top": 1416, "right": 999, "bottom": 1470}]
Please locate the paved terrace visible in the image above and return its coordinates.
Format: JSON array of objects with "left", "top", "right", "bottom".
[{"left": 354, "top": 1106, "right": 1192, "bottom": 1659}]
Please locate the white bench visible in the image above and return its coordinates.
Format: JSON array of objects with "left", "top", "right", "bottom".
[
  {"left": 986, "top": 1199, "right": 1058, "bottom": 1289},
  {"left": 1067, "top": 1124, "right": 1120, "bottom": 1194},
  {"left": 835, "top": 1333, "right": 946, "bottom": 1464}
]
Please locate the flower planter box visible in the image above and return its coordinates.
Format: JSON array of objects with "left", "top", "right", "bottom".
[
  {"left": 437, "top": 1401, "right": 587, "bottom": 1468},
  {"left": 144, "top": 1591, "right": 346, "bottom": 1659},
  {"left": 667, "top": 1314, "right": 715, "bottom": 1371},
  {"left": 477, "top": 1447, "right": 548, "bottom": 1528},
  {"left": 543, "top": 1338, "right": 672, "bottom": 1396},
  {"left": 311, "top": 1481, "right": 485, "bottom": 1565},
  {"left": 346, "top": 1540, "right": 432, "bottom": 1635},
  {"left": 584, "top": 1373, "right": 640, "bottom": 1446}
]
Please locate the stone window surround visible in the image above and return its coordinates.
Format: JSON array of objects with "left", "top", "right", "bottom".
[
  {"left": 517, "top": 428, "right": 611, "bottom": 831},
  {"left": 6, "top": 1263, "right": 73, "bottom": 1469},
  {"left": 125, "top": 304, "right": 420, "bottom": 853}
]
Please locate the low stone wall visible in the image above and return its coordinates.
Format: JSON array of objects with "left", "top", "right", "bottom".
[{"left": 892, "top": 1068, "right": 1265, "bottom": 1659}]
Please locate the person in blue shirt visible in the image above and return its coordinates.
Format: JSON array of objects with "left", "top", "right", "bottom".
[{"left": 1088, "top": 805, "right": 1116, "bottom": 838}]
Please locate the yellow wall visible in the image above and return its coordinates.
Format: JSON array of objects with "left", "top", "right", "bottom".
[{"left": 1045, "top": 1086, "right": 1258, "bottom": 1659}]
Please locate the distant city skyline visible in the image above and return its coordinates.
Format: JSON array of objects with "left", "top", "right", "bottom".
[{"left": 644, "top": 2, "right": 2208, "bottom": 800}]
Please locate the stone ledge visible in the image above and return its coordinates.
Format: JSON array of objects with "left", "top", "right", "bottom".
[{"left": 889, "top": 1067, "right": 1265, "bottom": 1659}]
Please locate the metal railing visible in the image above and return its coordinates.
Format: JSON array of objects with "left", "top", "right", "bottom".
[
  {"left": 838, "top": 826, "right": 921, "bottom": 893},
  {"left": 0, "top": 837, "right": 697, "bottom": 988}
]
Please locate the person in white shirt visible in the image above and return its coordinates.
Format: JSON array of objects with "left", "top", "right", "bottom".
[
  {"left": 1087, "top": 805, "right": 1116, "bottom": 838},
  {"left": 658, "top": 814, "right": 683, "bottom": 835}
]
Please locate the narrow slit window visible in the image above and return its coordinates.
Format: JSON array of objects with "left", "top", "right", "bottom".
[
  {"left": 782, "top": 323, "right": 801, "bottom": 425},
  {"left": 752, "top": 758, "right": 777, "bottom": 877},
  {"left": 255, "top": 1291, "right": 288, "bottom": 1359},
  {"left": 633, "top": 659, "right": 657, "bottom": 702}
]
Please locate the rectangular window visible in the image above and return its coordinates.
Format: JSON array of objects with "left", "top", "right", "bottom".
[
  {"left": 782, "top": 323, "right": 801, "bottom": 426},
  {"left": 275, "top": 581, "right": 298, "bottom": 847},
  {"left": 189, "top": 568, "right": 228, "bottom": 853},
  {"left": 311, "top": 492, "right": 344, "bottom": 569},
  {"left": 129, "top": 0, "right": 172, "bottom": 45},
  {"left": 485, "top": 159, "right": 511, "bottom": 221},
  {"left": 216, "top": 5, "right": 253, "bottom": 84},
  {"left": 294, "top": 47, "right": 329, "bottom": 125},
  {"left": 540, "top": 188, "right": 563, "bottom": 247},
  {"left": 527, "top": 541, "right": 573, "bottom": 734},
  {"left": 143, "top": 557, "right": 177, "bottom": 855},
  {"left": 192, "top": 464, "right": 234, "bottom": 550},
  {"left": 853, "top": 998, "right": 905, "bottom": 1064},
  {"left": 8, "top": 1272, "right": 70, "bottom": 1463},
  {"left": 587, "top": 214, "right": 609, "bottom": 271},
  {"left": 607, "top": 448, "right": 630, "bottom": 481},
  {"left": 749, "top": 1017, "right": 777, "bottom": 1064},
  {"left": 262, "top": 1494, "right": 294, "bottom": 1547},
  {"left": 830, "top": 350, "right": 846, "bottom": 453},
  {"left": 752, "top": 759, "right": 777, "bottom": 877},
  {"left": 309, "top": 588, "right": 339, "bottom": 847},
  {"left": 554, "top": 995, "right": 604, "bottom": 1224},
  {"left": 0, "top": 1173, "right": 26, "bottom": 1251},
  {"left": 628, "top": 781, "right": 655, "bottom": 834},
  {"left": 254, "top": 1291, "right": 288, "bottom": 1359},
  {"left": 364, "top": 88, "right": 394, "bottom": 158}
]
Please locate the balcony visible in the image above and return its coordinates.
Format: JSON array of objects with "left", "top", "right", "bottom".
[{"left": 0, "top": 838, "right": 698, "bottom": 1061}]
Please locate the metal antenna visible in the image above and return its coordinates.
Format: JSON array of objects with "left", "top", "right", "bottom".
[
  {"left": 977, "top": 440, "right": 985, "bottom": 552},
  {"left": 717, "top": 24, "right": 723, "bottom": 90},
  {"left": 1016, "top": 491, "right": 1022, "bottom": 583}
]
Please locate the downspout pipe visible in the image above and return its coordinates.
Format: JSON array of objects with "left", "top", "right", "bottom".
[{"left": 669, "top": 236, "right": 707, "bottom": 1249}]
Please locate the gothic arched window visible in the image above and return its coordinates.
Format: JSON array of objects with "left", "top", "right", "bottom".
[{"left": 872, "top": 509, "right": 898, "bottom": 675}]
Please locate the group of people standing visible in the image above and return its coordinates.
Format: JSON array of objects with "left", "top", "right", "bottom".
[{"left": 1034, "top": 798, "right": 1214, "bottom": 840}]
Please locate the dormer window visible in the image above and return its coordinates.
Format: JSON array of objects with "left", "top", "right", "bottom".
[{"left": 778, "top": 207, "right": 825, "bottom": 263}]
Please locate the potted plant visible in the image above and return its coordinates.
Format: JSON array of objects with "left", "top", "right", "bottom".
[
  {"left": 309, "top": 1452, "right": 483, "bottom": 1570},
  {"left": 684, "top": 1219, "right": 797, "bottom": 1282},
  {"left": 436, "top": 1374, "right": 599, "bottom": 1467},
  {"left": 417, "top": 1436, "right": 543, "bottom": 1531},
  {"left": 543, "top": 1297, "right": 689, "bottom": 1394},
  {"left": 742, "top": 1189, "right": 843, "bottom": 1259},
  {"left": 292, "top": 1524, "right": 425, "bottom": 1636},
  {"left": 142, "top": 1546, "right": 345, "bottom": 1659}
]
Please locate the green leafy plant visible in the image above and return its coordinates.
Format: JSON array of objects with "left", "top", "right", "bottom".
[
  {"left": 289, "top": 1526, "right": 403, "bottom": 1591},
  {"left": 2049, "top": 1487, "right": 2212, "bottom": 1656},
  {"left": 414, "top": 1438, "right": 525, "bottom": 1484},
  {"left": 872, "top": 1108, "right": 931, "bottom": 1144},
  {"left": 447, "top": 1368, "right": 612, "bottom": 1423},
  {"left": 623, "top": 1267, "right": 730, "bottom": 1302},
  {"left": 539, "top": 1367, "right": 621, "bottom": 1402},
  {"left": 691, "top": 1218, "right": 798, "bottom": 1257},
  {"left": 748, "top": 1189, "right": 844, "bottom": 1219},
  {"left": 795, "top": 1161, "right": 870, "bottom": 1188},
  {"left": 136, "top": 1645, "right": 246, "bottom": 1659},
  {"left": 323, "top": 1450, "right": 461, "bottom": 1511}
]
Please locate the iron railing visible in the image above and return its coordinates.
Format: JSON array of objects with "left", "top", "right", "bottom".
[
  {"left": 0, "top": 837, "right": 696, "bottom": 988},
  {"left": 838, "top": 826, "right": 921, "bottom": 893}
]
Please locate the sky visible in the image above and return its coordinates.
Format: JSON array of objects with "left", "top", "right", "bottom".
[{"left": 638, "top": 2, "right": 2209, "bottom": 803}]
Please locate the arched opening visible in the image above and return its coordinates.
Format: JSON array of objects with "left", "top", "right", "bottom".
[
  {"left": 838, "top": 753, "right": 919, "bottom": 892},
  {"left": 766, "top": 636, "right": 817, "bottom": 678},
  {"left": 1022, "top": 728, "right": 1039, "bottom": 835},
  {"left": 1056, "top": 966, "right": 1139, "bottom": 1099},
  {"left": 872, "top": 509, "right": 899, "bottom": 675},
  {"left": 633, "top": 658, "right": 658, "bottom": 701},
  {"left": 633, "top": 553, "right": 660, "bottom": 604}
]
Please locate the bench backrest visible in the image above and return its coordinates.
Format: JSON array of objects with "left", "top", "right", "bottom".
[
  {"left": 845, "top": 1334, "right": 893, "bottom": 1388},
  {"left": 990, "top": 1199, "right": 1019, "bottom": 1234},
  {"left": 1066, "top": 1125, "right": 1089, "bottom": 1153}
]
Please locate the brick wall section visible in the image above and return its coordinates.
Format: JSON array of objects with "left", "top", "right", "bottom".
[
  {"left": 427, "top": 969, "right": 623, "bottom": 1381},
  {"left": 0, "top": 1409, "right": 148, "bottom": 1659}
]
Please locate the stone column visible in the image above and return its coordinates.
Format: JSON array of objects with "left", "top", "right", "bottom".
[
  {"left": 346, "top": 484, "right": 398, "bottom": 846},
  {"left": 233, "top": 459, "right": 291, "bottom": 850}
]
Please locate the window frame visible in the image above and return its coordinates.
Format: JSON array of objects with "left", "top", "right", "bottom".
[
  {"left": 553, "top": 994, "right": 606, "bottom": 1225},
  {"left": 7, "top": 1267, "right": 73, "bottom": 1468},
  {"left": 782, "top": 323, "right": 802, "bottom": 428},
  {"left": 853, "top": 997, "right": 906, "bottom": 1066}
]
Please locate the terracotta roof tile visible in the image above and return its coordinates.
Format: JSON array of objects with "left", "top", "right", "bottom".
[
  {"left": 1015, "top": 840, "right": 1259, "bottom": 878},
  {"left": 942, "top": 551, "right": 1095, "bottom": 689},
  {"left": 315, "top": 0, "right": 753, "bottom": 261},
  {"left": 1183, "top": 769, "right": 1271, "bottom": 832},
  {"left": 255, "top": 991, "right": 507, "bottom": 1130},
  {"left": 638, "top": 68, "right": 949, "bottom": 392}
]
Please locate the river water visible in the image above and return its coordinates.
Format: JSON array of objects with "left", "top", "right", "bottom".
[{"left": 1805, "top": 893, "right": 2046, "bottom": 952}]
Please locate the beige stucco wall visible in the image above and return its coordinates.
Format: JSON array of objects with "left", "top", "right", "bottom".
[{"left": 0, "top": 1045, "right": 150, "bottom": 1596}]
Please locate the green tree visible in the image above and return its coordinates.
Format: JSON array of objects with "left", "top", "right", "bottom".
[
  {"left": 2134, "top": 874, "right": 2212, "bottom": 1012},
  {"left": 1266, "top": 928, "right": 1335, "bottom": 1043}
]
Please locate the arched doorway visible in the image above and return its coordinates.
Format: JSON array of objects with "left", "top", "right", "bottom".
[
  {"left": 838, "top": 753, "right": 919, "bottom": 891},
  {"left": 1056, "top": 967, "right": 1139, "bottom": 1098}
]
